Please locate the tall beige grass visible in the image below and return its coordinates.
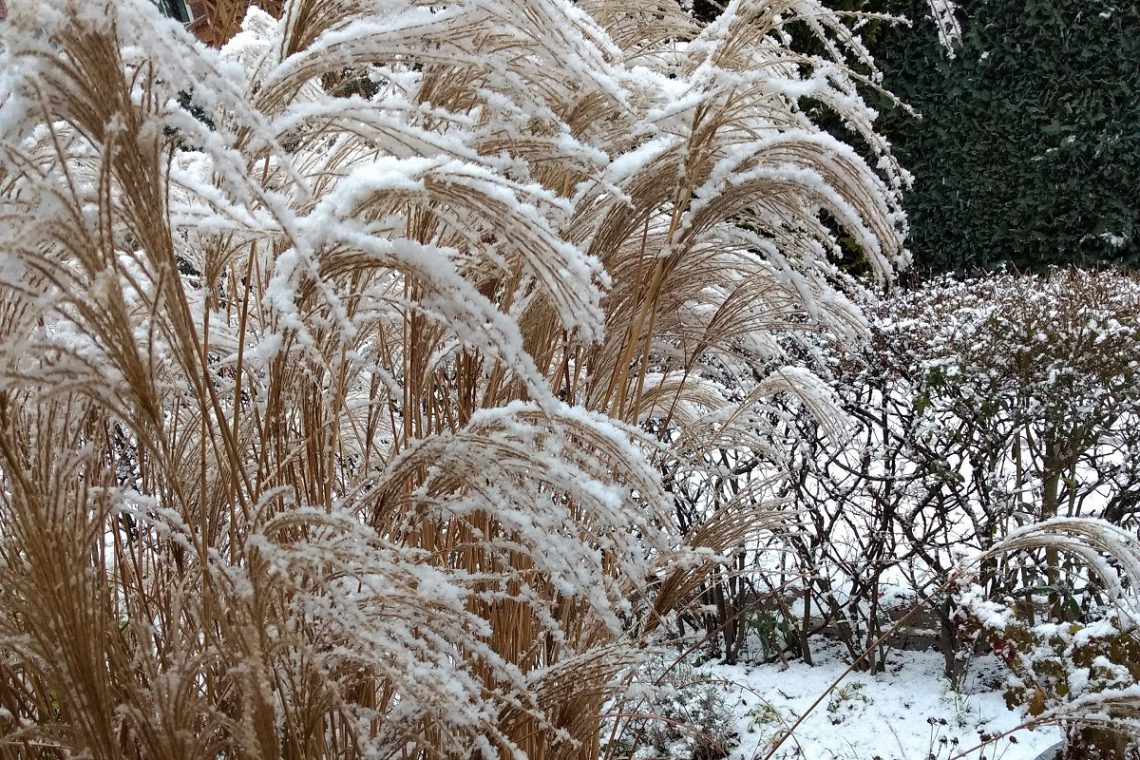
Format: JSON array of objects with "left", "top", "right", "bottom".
[{"left": 0, "top": 0, "right": 905, "bottom": 756}]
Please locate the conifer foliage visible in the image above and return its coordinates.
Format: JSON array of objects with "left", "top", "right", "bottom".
[{"left": 0, "top": 0, "right": 905, "bottom": 756}]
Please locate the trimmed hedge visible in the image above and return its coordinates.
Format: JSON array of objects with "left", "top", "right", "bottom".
[{"left": 871, "top": 0, "right": 1140, "bottom": 275}]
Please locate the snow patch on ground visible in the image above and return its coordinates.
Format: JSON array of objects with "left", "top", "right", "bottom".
[{"left": 699, "top": 641, "right": 1061, "bottom": 759}]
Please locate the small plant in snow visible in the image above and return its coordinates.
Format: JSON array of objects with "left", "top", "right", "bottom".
[
  {"left": 938, "top": 689, "right": 976, "bottom": 729},
  {"left": 825, "top": 681, "right": 872, "bottom": 724},
  {"left": 605, "top": 659, "right": 737, "bottom": 760},
  {"left": 750, "top": 608, "right": 798, "bottom": 662},
  {"left": 746, "top": 701, "right": 783, "bottom": 732},
  {"left": 923, "top": 716, "right": 962, "bottom": 760}
]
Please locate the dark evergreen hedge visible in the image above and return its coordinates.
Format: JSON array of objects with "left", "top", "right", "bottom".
[{"left": 871, "top": 0, "right": 1140, "bottom": 275}]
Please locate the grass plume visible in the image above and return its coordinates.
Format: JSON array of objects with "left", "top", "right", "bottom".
[{"left": 0, "top": 0, "right": 905, "bottom": 756}]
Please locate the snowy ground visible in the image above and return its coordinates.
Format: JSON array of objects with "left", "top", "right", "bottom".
[{"left": 699, "top": 641, "right": 1061, "bottom": 760}]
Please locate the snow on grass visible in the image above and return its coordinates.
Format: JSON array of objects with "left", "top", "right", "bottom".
[{"left": 699, "top": 641, "right": 1060, "bottom": 760}]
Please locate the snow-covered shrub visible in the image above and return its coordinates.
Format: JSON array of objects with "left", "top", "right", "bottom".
[
  {"left": 740, "top": 269, "right": 1140, "bottom": 677},
  {"left": 983, "top": 617, "right": 1139, "bottom": 758},
  {"left": 604, "top": 658, "right": 737, "bottom": 760},
  {"left": 891, "top": 271, "right": 1140, "bottom": 603},
  {"left": 960, "top": 519, "right": 1140, "bottom": 759},
  {"left": 0, "top": 0, "right": 907, "bottom": 756}
]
